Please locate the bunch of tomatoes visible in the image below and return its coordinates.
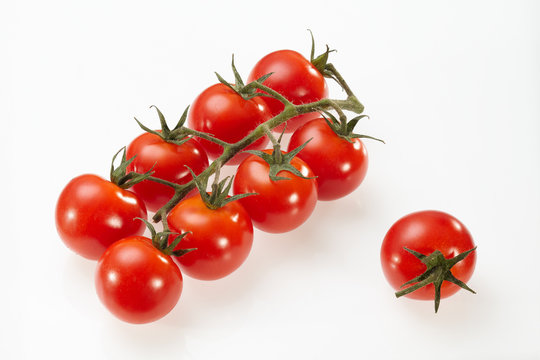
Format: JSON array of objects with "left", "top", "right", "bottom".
[{"left": 56, "top": 36, "right": 477, "bottom": 324}]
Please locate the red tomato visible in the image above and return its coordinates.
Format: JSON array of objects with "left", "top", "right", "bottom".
[
  {"left": 167, "top": 194, "right": 253, "bottom": 280},
  {"left": 126, "top": 132, "right": 209, "bottom": 213},
  {"left": 248, "top": 50, "right": 328, "bottom": 133},
  {"left": 288, "top": 118, "right": 368, "bottom": 201},
  {"left": 56, "top": 174, "right": 147, "bottom": 260},
  {"left": 380, "top": 210, "right": 476, "bottom": 301},
  {"left": 232, "top": 150, "right": 318, "bottom": 233},
  {"left": 188, "top": 83, "right": 270, "bottom": 165},
  {"left": 95, "top": 236, "right": 183, "bottom": 324}
]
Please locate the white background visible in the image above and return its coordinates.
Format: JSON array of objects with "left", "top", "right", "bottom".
[{"left": 2, "top": 0, "right": 540, "bottom": 359}]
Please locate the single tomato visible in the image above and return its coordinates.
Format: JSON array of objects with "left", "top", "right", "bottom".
[
  {"left": 56, "top": 174, "right": 147, "bottom": 260},
  {"left": 248, "top": 49, "right": 328, "bottom": 133},
  {"left": 288, "top": 118, "right": 368, "bottom": 201},
  {"left": 167, "top": 194, "right": 253, "bottom": 280},
  {"left": 95, "top": 236, "right": 183, "bottom": 324},
  {"left": 381, "top": 210, "right": 477, "bottom": 311},
  {"left": 126, "top": 132, "right": 208, "bottom": 212},
  {"left": 188, "top": 83, "right": 270, "bottom": 165},
  {"left": 233, "top": 149, "right": 318, "bottom": 233}
]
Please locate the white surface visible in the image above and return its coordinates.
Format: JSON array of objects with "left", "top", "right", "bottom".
[{"left": 2, "top": 1, "right": 540, "bottom": 359}]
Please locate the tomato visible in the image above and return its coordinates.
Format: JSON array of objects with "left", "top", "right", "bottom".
[
  {"left": 188, "top": 83, "right": 270, "bottom": 165},
  {"left": 95, "top": 236, "right": 183, "bottom": 324},
  {"left": 232, "top": 150, "right": 318, "bottom": 233},
  {"left": 126, "top": 132, "right": 209, "bottom": 212},
  {"left": 380, "top": 210, "right": 476, "bottom": 304},
  {"left": 167, "top": 194, "right": 253, "bottom": 280},
  {"left": 288, "top": 118, "right": 368, "bottom": 201},
  {"left": 56, "top": 174, "right": 147, "bottom": 260},
  {"left": 248, "top": 50, "right": 328, "bottom": 133}
]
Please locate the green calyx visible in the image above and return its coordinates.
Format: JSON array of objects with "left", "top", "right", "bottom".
[
  {"left": 245, "top": 129, "right": 316, "bottom": 182},
  {"left": 136, "top": 218, "right": 194, "bottom": 257},
  {"left": 321, "top": 110, "right": 385, "bottom": 144},
  {"left": 134, "top": 105, "right": 192, "bottom": 146},
  {"left": 308, "top": 29, "right": 336, "bottom": 75},
  {"left": 215, "top": 55, "right": 273, "bottom": 101},
  {"left": 187, "top": 166, "right": 255, "bottom": 210},
  {"left": 395, "top": 246, "right": 477, "bottom": 313},
  {"left": 109, "top": 147, "right": 154, "bottom": 189}
]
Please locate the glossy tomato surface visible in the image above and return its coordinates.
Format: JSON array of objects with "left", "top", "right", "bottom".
[
  {"left": 55, "top": 174, "right": 147, "bottom": 260},
  {"left": 288, "top": 118, "right": 368, "bottom": 201},
  {"left": 248, "top": 49, "right": 328, "bottom": 133},
  {"left": 167, "top": 194, "right": 253, "bottom": 280},
  {"left": 126, "top": 132, "right": 208, "bottom": 212},
  {"left": 233, "top": 150, "right": 318, "bottom": 233},
  {"left": 95, "top": 236, "right": 183, "bottom": 324},
  {"left": 381, "top": 210, "right": 476, "bottom": 300},
  {"left": 188, "top": 83, "right": 270, "bottom": 165}
]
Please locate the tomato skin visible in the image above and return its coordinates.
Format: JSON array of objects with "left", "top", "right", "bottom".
[
  {"left": 188, "top": 83, "right": 270, "bottom": 165},
  {"left": 95, "top": 236, "right": 183, "bottom": 324},
  {"left": 126, "top": 132, "right": 209, "bottom": 212},
  {"left": 288, "top": 118, "right": 368, "bottom": 201},
  {"left": 167, "top": 195, "right": 253, "bottom": 281},
  {"left": 55, "top": 174, "right": 147, "bottom": 260},
  {"left": 381, "top": 210, "right": 476, "bottom": 300},
  {"left": 232, "top": 150, "right": 318, "bottom": 233},
  {"left": 248, "top": 50, "right": 328, "bottom": 133}
]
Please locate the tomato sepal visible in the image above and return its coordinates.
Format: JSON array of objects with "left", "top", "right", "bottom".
[
  {"left": 186, "top": 166, "right": 257, "bottom": 210},
  {"left": 214, "top": 55, "right": 275, "bottom": 102},
  {"left": 320, "top": 110, "right": 384, "bottom": 144},
  {"left": 110, "top": 147, "right": 155, "bottom": 189},
  {"left": 308, "top": 29, "right": 336, "bottom": 77},
  {"left": 134, "top": 105, "right": 193, "bottom": 147},
  {"left": 395, "top": 246, "right": 477, "bottom": 313},
  {"left": 135, "top": 217, "right": 195, "bottom": 257},
  {"left": 244, "top": 138, "right": 316, "bottom": 182}
]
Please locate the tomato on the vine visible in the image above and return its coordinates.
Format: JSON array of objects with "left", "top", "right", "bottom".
[
  {"left": 188, "top": 83, "right": 270, "bottom": 165},
  {"left": 126, "top": 132, "right": 209, "bottom": 212},
  {"left": 248, "top": 49, "right": 328, "bottom": 133},
  {"left": 381, "top": 210, "right": 477, "bottom": 311},
  {"left": 167, "top": 193, "right": 254, "bottom": 280},
  {"left": 95, "top": 236, "right": 183, "bottom": 324},
  {"left": 288, "top": 118, "right": 369, "bottom": 201},
  {"left": 233, "top": 149, "right": 318, "bottom": 233},
  {"left": 56, "top": 174, "right": 147, "bottom": 260}
]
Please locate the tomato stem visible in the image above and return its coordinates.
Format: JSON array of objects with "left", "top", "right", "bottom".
[
  {"left": 245, "top": 81, "right": 293, "bottom": 107},
  {"left": 173, "top": 127, "right": 231, "bottom": 148}
]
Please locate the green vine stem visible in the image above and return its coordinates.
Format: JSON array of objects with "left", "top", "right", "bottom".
[{"left": 151, "top": 62, "right": 365, "bottom": 223}]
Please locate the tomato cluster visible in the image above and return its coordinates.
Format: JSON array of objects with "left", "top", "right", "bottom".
[{"left": 56, "top": 36, "right": 477, "bottom": 324}]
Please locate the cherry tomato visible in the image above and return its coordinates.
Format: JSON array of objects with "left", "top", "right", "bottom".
[
  {"left": 167, "top": 194, "right": 253, "bottom": 280},
  {"left": 126, "top": 132, "right": 209, "bottom": 213},
  {"left": 56, "top": 174, "right": 147, "bottom": 260},
  {"left": 232, "top": 150, "right": 318, "bottom": 233},
  {"left": 288, "top": 118, "right": 368, "bottom": 201},
  {"left": 380, "top": 210, "right": 476, "bottom": 301},
  {"left": 95, "top": 236, "right": 183, "bottom": 324},
  {"left": 188, "top": 83, "right": 270, "bottom": 165},
  {"left": 248, "top": 50, "right": 328, "bottom": 133}
]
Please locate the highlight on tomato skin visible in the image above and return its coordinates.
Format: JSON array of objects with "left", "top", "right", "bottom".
[
  {"left": 95, "top": 236, "right": 183, "bottom": 324},
  {"left": 380, "top": 210, "right": 477, "bottom": 308},
  {"left": 55, "top": 174, "right": 148, "bottom": 260}
]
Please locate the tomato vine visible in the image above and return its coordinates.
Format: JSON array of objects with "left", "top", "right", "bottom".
[{"left": 147, "top": 58, "right": 366, "bottom": 227}]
